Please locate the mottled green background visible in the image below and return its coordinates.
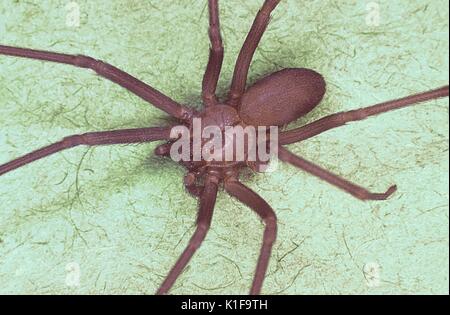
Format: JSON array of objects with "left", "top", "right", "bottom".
[{"left": 0, "top": 0, "right": 448, "bottom": 294}]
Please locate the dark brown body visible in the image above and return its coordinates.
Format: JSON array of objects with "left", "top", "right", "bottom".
[
  {"left": 240, "top": 68, "right": 326, "bottom": 126},
  {"left": 170, "top": 68, "right": 326, "bottom": 178}
]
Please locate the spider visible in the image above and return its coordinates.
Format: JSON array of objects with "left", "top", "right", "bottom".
[{"left": 0, "top": 0, "right": 448, "bottom": 295}]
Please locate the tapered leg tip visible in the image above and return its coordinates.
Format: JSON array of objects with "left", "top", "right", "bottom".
[
  {"left": 385, "top": 185, "right": 398, "bottom": 197},
  {"left": 379, "top": 185, "right": 397, "bottom": 200},
  {"left": 365, "top": 184, "right": 397, "bottom": 201}
]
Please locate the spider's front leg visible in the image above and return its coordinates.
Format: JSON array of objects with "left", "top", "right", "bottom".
[
  {"left": 228, "top": 0, "right": 281, "bottom": 107},
  {"left": 0, "top": 45, "right": 193, "bottom": 120},
  {"left": 202, "top": 0, "right": 224, "bottom": 107}
]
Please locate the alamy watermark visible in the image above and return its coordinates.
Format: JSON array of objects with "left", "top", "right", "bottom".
[
  {"left": 363, "top": 262, "right": 381, "bottom": 288},
  {"left": 168, "top": 118, "right": 279, "bottom": 171},
  {"left": 65, "top": 262, "right": 81, "bottom": 287},
  {"left": 366, "top": 2, "right": 381, "bottom": 27},
  {"left": 65, "top": 2, "right": 80, "bottom": 28}
]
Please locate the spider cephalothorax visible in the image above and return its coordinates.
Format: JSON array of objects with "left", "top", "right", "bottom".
[{"left": 0, "top": 0, "right": 448, "bottom": 295}]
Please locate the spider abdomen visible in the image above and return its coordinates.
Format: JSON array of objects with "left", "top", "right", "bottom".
[{"left": 239, "top": 68, "right": 326, "bottom": 126}]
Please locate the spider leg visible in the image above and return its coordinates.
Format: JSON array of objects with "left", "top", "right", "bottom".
[
  {"left": 280, "top": 85, "right": 449, "bottom": 145},
  {"left": 227, "top": 0, "right": 281, "bottom": 107},
  {"left": 184, "top": 172, "right": 207, "bottom": 198},
  {"left": 202, "top": 0, "right": 224, "bottom": 107},
  {"left": 154, "top": 142, "right": 173, "bottom": 157},
  {"left": 185, "top": 182, "right": 204, "bottom": 198},
  {"left": 155, "top": 143, "right": 206, "bottom": 197},
  {"left": 0, "top": 127, "right": 171, "bottom": 176},
  {"left": 224, "top": 177, "right": 277, "bottom": 295},
  {"left": 278, "top": 146, "right": 397, "bottom": 201},
  {"left": 156, "top": 173, "right": 218, "bottom": 295},
  {"left": 0, "top": 45, "right": 193, "bottom": 120}
]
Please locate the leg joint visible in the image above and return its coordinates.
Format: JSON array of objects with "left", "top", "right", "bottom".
[
  {"left": 210, "top": 44, "right": 224, "bottom": 54},
  {"left": 63, "top": 134, "right": 85, "bottom": 146},
  {"left": 264, "top": 215, "right": 277, "bottom": 229},
  {"left": 73, "top": 55, "right": 110, "bottom": 74},
  {"left": 73, "top": 55, "right": 96, "bottom": 68},
  {"left": 188, "top": 224, "right": 210, "bottom": 250},
  {"left": 202, "top": 92, "right": 218, "bottom": 105},
  {"left": 263, "top": 217, "right": 277, "bottom": 244}
]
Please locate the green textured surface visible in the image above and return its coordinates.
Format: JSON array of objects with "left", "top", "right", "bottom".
[{"left": 0, "top": 0, "right": 448, "bottom": 294}]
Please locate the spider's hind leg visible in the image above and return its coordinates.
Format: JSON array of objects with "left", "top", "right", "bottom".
[
  {"left": 224, "top": 177, "right": 277, "bottom": 295},
  {"left": 156, "top": 173, "right": 218, "bottom": 294},
  {"left": 278, "top": 146, "right": 397, "bottom": 201}
]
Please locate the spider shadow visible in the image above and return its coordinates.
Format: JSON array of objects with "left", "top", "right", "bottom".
[{"left": 6, "top": 141, "right": 189, "bottom": 230}]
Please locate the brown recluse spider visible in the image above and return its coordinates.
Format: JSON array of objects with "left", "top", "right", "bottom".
[{"left": 0, "top": 0, "right": 448, "bottom": 295}]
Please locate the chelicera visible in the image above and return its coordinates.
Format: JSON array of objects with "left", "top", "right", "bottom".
[{"left": 0, "top": 0, "right": 448, "bottom": 295}]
